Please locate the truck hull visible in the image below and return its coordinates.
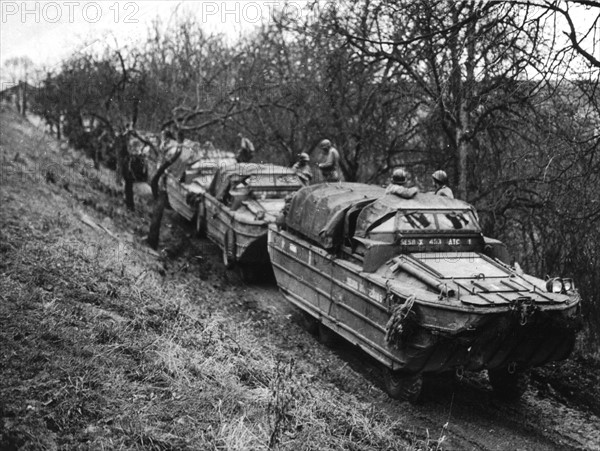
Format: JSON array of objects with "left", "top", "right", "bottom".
[
  {"left": 205, "top": 195, "right": 270, "bottom": 264},
  {"left": 268, "top": 227, "right": 579, "bottom": 374},
  {"left": 166, "top": 174, "right": 195, "bottom": 221}
]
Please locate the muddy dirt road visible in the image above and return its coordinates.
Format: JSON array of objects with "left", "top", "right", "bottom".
[
  {"left": 230, "top": 269, "right": 600, "bottom": 450},
  {"left": 1, "top": 107, "right": 599, "bottom": 450}
]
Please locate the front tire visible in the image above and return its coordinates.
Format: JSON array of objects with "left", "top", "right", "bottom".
[
  {"left": 383, "top": 369, "right": 423, "bottom": 403},
  {"left": 488, "top": 366, "right": 530, "bottom": 400}
]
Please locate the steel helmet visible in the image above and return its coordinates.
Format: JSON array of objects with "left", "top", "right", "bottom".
[
  {"left": 299, "top": 152, "right": 310, "bottom": 162},
  {"left": 319, "top": 139, "right": 332, "bottom": 150},
  {"left": 392, "top": 168, "right": 408, "bottom": 184},
  {"left": 432, "top": 170, "right": 448, "bottom": 184}
]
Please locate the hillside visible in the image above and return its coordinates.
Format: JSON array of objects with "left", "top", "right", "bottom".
[{"left": 1, "top": 106, "right": 599, "bottom": 450}]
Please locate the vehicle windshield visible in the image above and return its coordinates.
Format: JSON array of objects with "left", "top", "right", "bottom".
[
  {"left": 239, "top": 173, "right": 302, "bottom": 200},
  {"left": 368, "top": 210, "right": 480, "bottom": 235},
  {"left": 244, "top": 173, "right": 301, "bottom": 188}
]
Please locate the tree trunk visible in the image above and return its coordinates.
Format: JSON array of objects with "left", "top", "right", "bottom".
[
  {"left": 116, "top": 153, "right": 123, "bottom": 185},
  {"left": 115, "top": 135, "right": 125, "bottom": 185},
  {"left": 150, "top": 145, "right": 183, "bottom": 199},
  {"left": 124, "top": 175, "right": 135, "bottom": 211},
  {"left": 147, "top": 190, "right": 168, "bottom": 250},
  {"left": 19, "top": 81, "right": 27, "bottom": 117},
  {"left": 115, "top": 134, "right": 133, "bottom": 209},
  {"left": 94, "top": 145, "right": 100, "bottom": 170},
  {"left": 456, "top": 115, "right": 468, "bottom": 200},
  {"left": 449, "top": 4, "right": 471, "bottom": 200}
]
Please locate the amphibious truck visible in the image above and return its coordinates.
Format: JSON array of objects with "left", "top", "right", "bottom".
[
  {"left": 200, "top": 163, "right": 303, "bottom": 282},
  {"left": 267, "top": 183, "right": 581, "bottom": 402}
]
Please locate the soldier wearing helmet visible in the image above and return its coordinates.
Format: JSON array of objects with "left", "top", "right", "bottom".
[
  {"left": 432, "top": 170, "right": 454, "bottom": 198},
  {"left": 236, "top": 133, "right": 255, "bottom": 163},
  {"left": 317, "top": 139, "right": 341, "bottom": 182},
  {"left": 292, "top": 152, "right": 313, "bottom": 186},
  {"left": 386, "top": 168, "right": 419, "bottom": 199}
]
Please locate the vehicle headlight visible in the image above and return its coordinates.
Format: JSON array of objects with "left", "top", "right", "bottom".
[
  {"left": 562, "top": 278, "right": 575, "bottom": 292},
  {"left": 546, "top": 278, "right": 563, "bottom": 293}
]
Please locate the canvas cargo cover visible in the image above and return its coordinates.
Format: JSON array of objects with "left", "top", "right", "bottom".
[
  {"left": 285, "top": 183, "right": 385, "bottom": 249},
  {"left": 208, "top": 163, "right": 302, "bottom": 202},
  {"left": 354, "top": 192, "right": 477, "bottom": 238}
]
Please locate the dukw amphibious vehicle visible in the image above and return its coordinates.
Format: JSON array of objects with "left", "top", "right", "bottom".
[
  {"left": 268, "top": 183, "right": 581, "bottom": 401},
  {"left": 201, "top": 163, "right": 303, "bottom": 282}
]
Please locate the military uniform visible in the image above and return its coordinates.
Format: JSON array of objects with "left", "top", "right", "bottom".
[
  {"left": 386, "top": 183, "right": 419, "bottom": 199},
  {"left": 435, "top": 185, "right": 454, "bottom": 198},
  {"left": 236, "top": 136, "right": 255, "bottom": 163},
  {"left": 292, "top": 161, "right": 313, "bottom": 185},
  {"left": 319, "top": 147, "right": 341, "bottom": 182}
]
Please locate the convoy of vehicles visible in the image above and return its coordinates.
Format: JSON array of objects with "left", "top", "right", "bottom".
[
  {"left": 165, "top": 149, "right": 581, "bottom": 402},
  {"left": 267, "top": 183, "right": 581, "bottom": 402}
]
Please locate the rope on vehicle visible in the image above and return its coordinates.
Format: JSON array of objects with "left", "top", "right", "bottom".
[{"left": 385, "top": 295, "right": 417, "bottom": 349}]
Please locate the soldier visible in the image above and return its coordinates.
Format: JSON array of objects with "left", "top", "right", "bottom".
[
  {"left": 236, "top": 132, "right": 255, "bottom": 163},
  {"left": 386, "top": 168, "right": 419, "bottom": 199},
  {"left": 432, "top": 170, "right": 454, "bottom": 198},
  {"left": 292, "top": 152, "right": 313, "bottom": 186},
  {"left": 317, "top": 139, "right": 341, "bottom": 182}
]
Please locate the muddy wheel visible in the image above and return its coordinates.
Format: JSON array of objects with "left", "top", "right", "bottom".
[
  {"left": 383, "top": 369, "right": 423, "bottom": 403},
  {"left": 318, "top": 323, "right": 338, "bottom": 347},
  {"left": 195, "top": 203, "right": 206, "bottom": 238},
  {"left": 240, "top": 264, "right": 271, "bottom": 283},
  {"left": 222, "top": 229, "right": 235, "bottom": 269},
  {"left": 239, "top": 264, "right": 257, "bottom": 283},
  {"left": 298, "top": 311, "right": 318, "bottom": 335},
  {"left": 488, "top": 366, "right": 530, "bottom": 400}
]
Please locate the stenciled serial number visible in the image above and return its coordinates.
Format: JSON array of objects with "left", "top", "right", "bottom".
[{"left": 399, "top": 238, "right": 473, "bottom": 246}]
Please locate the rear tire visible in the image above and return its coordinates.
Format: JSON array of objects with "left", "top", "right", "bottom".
[
  {"left": 222, "top": 229, "right": 235, "bottom": 269},
  {"left": 318, "top": 323, "right": 338, "bottom": 347},
  {"left": 239, "top": 264, "right": 257, "bottom": 283},
  {"left": 298, "top": 311, "right": 318, "bottom": 335},
  {"left": 383, "top": 369, "right": 423, "bottom": 403},
  {"left": 488, "top": 366, "right": 529, "bottom": 400}
]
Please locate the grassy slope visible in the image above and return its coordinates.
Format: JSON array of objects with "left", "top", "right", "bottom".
[{"left": 0, "top": 107, "right": 433, "bottom": 450}]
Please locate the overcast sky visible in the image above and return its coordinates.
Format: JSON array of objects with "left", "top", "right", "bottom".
[
  {"left": 1, "top": 1, "right": 299, "bottom": 84},
  {"left": 1, "top": 1, "right": 596, "bottom": 86}
]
